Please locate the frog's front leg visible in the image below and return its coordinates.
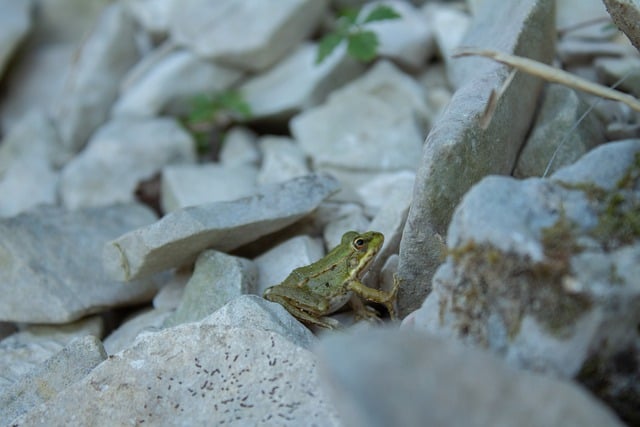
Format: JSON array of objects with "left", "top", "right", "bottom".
[
  {"left": 263, "top": 286, "right": 340, "bottom": 329},
  {"left": 346, "top": 277, "right": 400, "bottom": 320}
]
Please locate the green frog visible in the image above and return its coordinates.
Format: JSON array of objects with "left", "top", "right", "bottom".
[{"left": 263, "top": 231, "right": 399, "bottom": 329}]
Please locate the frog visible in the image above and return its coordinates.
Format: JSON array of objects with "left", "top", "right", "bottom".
[{"left": 263, "top": 230, "right": 400, "bottom": 329}]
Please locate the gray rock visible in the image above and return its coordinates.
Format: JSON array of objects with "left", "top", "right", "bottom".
[
  {"left": 254, "top": 235, "right": 324, "bottom": 296},
  {"left": 241, "top": 42, "right": 364, "bottom": 120},
  {"left": 0, "top": 335, "right": 106, "bottom": 424},
  {"left": 164, "top": 250, "right": 257, "bottom": 327},
  {"left": 12, "top": 325, "right": 340, "bottom": 426},
  {"left": 0, "top": 0, "right": 32, "bottom": 79},
  {"left": 161, "top": 163, "right": 258, "bottom": 212},
  {"left": 291, "top": 60, "right": 429, "bottom": 172},
  {"left": 355, "top": 170, "right": 415, "bottom": 217},
  {"left": 0, "top": 111, "right": 61, "bottom": 217},
  {"left": 168, "top": 0, "right": 328, "bottom": 71},
  {"left": 55, "top": 3, "right": 139, "bottom": 152},
  {"left": 202, "top": 295, "right": 317, "bottom": 350},
  {"left": 361, "top": 1, "right": 435, "bottom": 69},
  {"left": 557, "top": 0, "right": 614, "bottom": 39},
  {"left": 113, "top": 45, "right": 243, "bottom": 118},
  {"left": 103, "top": 308, "right": 171, "bottom": 354},
  {"left": 0, "top": 204, "right": 163, "bottom": 323},
  {"left": 316, "top": 329, "right": 624, "bottom": 427},
  {"left": 405, "top": 140, "right": 640, "bottom": 420},
  {"left": 103, "top": 173, "right": 340, "bottom": 281},
  {"left": 422, "top": 3, "right": 470, "bottom": 79},
  {"left": 323, "top": 203, "right": 370, "bottom": 249},
  {"left": 122, "top": 0, "right": 172, "bottom": 34},
  {"left": 60, "top": 117, "right": 195, "bottom": 209},
  {"left": 398, "top": 0, "right": 555, "bottom": 317},
  {"left": 557, "top": 39, "right": 632, "bottom": 65},
  {"left": 256, "top": 136, "right": 310, "bottom": 185},
  {"left": 152, "top": 270, "right": 190, "bottom": 310},
  {"left": 0, "top": 316, "right": 103, "bottom": 392},
  {"left": 595, "top": 55, "right": 640, "bottom": 98},
  {"left": 514, "top": 83, "right": 605, "bottom": 178}
]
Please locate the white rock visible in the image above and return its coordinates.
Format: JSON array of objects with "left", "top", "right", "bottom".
[
  {"left": 356, "top": 170, "right": 415, "bottom": 216},
  {"left": 152, "top": 270, "right": 190, "bottom": 310},
  {"left": 323, "top": 203, "right": 370, "bottom": 249},
  {"left": 60, "top": 117, "right": 195, "bottom": 209},
  {"left": 202, "top": 295, "right": 317, "bottom": 349},
  {"left": 0, "top": 336, "right": 106, "bottom": 423},
  {"left": 0, "top": 0, "right": 32, "bottom": 79},
  {"left": 103, "top": 173, "right": 340, "bottom": 281},
  {"left": 219, "top": 126, "right": 260, "bottom": 166},
  {"left": 291, "top": 60, "right": 429, "bottom": 172},
  {"left": 0, "top": 44, "right": 74, "bottom": 132},
  {"left": 557, "top": 0, "right": 612, "bottom": 39},
  {"left": 254, "top": 235, "right": 325, "bottom": 295},
  {"left": 12, "top": 325, "right": 340, "bottom": 426},
  {"left": 422, "top": 3, "right": 469, "bottom": 78},
  {"left": 113, "top": 45, "right": 243, "bottom": 118},
  {"left": 595, "top": 55, "right": 640, "bottom": 98},
  {"left": 55, "top": 3, "right": 139, "bottom": 152},
  {"left": 164, "top": 250, "right": 258, "bottom": 327},
  {"left": 360, "top": 1, "right": 435, "bottom": 69},
  {"left": 0, "top": 111, "right": 61, "bottom": 217},
  {"left": 241, "top": 42, "right": 364, "bottom": 120},
  {"left": 123, "top": 0, "right": 174, "bottom": 34},
  {"left": 161, "top": 163, "right": 258, "bottom": 212},
  {"left": 256, "top": 136, "right": 310, "bottom": 185},
  {"left": 168, "top": 0, "right": 328, "bottom": 71},
  {"left": 0, "top": 316, "right": 103, "bottom": 392},
  {"left": 103, "top": 308, "right": 171, "bottom": 355}
]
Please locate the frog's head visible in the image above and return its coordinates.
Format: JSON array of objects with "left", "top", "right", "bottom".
[{"left": 344, "top": 230, "right": 384, "bottom": 276}]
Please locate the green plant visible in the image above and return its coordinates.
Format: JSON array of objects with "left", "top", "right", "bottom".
[
  {"left": 316, "top": 4, "right": 401, "bottom": 64},
  {"left": 182, "top": 90, "right": 251, "bottom": 156}
]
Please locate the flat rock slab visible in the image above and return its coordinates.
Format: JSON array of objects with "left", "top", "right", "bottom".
[
  {"left": 398, "top": 0, "right": 555, "bottom": 317},
  {"left": 317, "top": 329, "right": 624, "bottom": 427},
  {"left": 104, "top": 173, "right": 340, "bottom": 281},
  {"left": 0, "top": 204, "right": 161, "bottom": 323},
  {"left": 0, "top": 0, "right": 32, "bottom": 79},
  {"left": 11, "top": 325, "right": 340, "bottom": 426}
]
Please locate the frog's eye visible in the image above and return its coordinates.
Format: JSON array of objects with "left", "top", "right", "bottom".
[{"left": 353, "top": 238, "right": 366, "bottom": 250}]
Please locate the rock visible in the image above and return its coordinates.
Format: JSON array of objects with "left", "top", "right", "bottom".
[
  {"left": 556, "top": 38, "right": 632, "bottom": 65},
  {"left": 254, "top": 235, "right": 324, "bottom": 295},
  {"left": 241, "top": 42, "right": 364, "bottom": 120},
  {"left": 291, "top": 60, "right": 429, "bottom": 172},
  {"left": 202, "top": 295, "right": 317, "bottom": 350},
  {"left": 0, "top": 335, "right": 106, "bottom": 424},
  {"left": 0, "top": 44, "right": 74, "bottom": 133},
  {"left": 355, "top": 170, "right": 415, "bottom": 217},
  {"left": 103, "top": 173, "right": 340, "bottom": 281},
  {"left": 0, "top": 111, "right": 61, "bottom": 217},
  {"left": 405, "top": 140, "right": 640, "bottom": 421},
  {"left": 316, "top": 329, "right": 624, "bottom": 427},
  {"left": 557, "top": 0, "right": 613, "bottom": 39},
  {"left": 219, "top": 127, "right": 260, "bottom": 166},
  {"left": 422, "top": 3, "right": 470, "bottom": 77},
  {"left": 595, "top": 56, "right": 640, "bottom": 98},
  {"left": 398, "top": 0, "right": 555, "bottom": 317},
  {"left": 514, "top": 83, "right": 605, "bottom": 178},
  {"left": 113, "top": 45, "right": 243, "bottom": 118},
  {"left": 168, "top": 0, "right": 328, "bottom": 71},
  {"left": 360, "top": 1, "right": 435, "bottom": 69},
  {"left": 0, "top": 316, "right": 103, "bottom": 392},
  {"left": 103, "top": 308, "right": 171, "bottom": 355},
  {"left": 152, "top": 270, "right": 190, "bottom": 310},
  {"left": 161, "top": 163, "right": 258, "bottom": 212},
  {"left": 28, "top": 0, "right": 113, "bottom": 45},
  {"left": 0, "top": 204, "right": 163, "bottom": 323},
  {"left": 323, "top": 203, "right": 370, "bottom": 249},
  {"left": 60, "top": 117, "right": 195, "bottom": 209},
  {"left": 55, "top": 3, "right": 139, "bottom": 153},
  {"left": 0, "top": 0, "right": 32, "bottom": 79},
  {"left": 122, "top": 0, "right": 172, "bottom": 35},
  {"left": 12, "top": 325, "right": 340, "bottom": 426},
  {"left": 256, "top": 136, "right": 310, "bottom": 185},
  {"left": 164, "top": 250, "right": 257, "bottom": 327}
]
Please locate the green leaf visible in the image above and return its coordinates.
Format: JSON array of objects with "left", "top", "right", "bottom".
[
  {"left": 363, "top": 4, "right": 401, "bottom": 24},
  {"left": 347, "top": 31, "right": 378, "bottom": 62},
  {"left": 316, "top": 32, "right": 345, "bottom": 64},
  {"left": 215, "top": 90, "right": 252, "bottom": 118},
  {"left": 338, "top": 7, "right": 359, "bottom": 25}
]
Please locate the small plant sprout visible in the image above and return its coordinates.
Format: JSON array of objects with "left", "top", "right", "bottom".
[{"left": 316, "top": 4, "right": 401, "bottom": 64}]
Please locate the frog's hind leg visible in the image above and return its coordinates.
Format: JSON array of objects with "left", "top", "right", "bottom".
[
  {"left": 263, "top": 287, "right": 340, "bottom": 329},
  {"left": 349, "top": 295, "right": 382, "bottom": 323},
  {"left": 346, "top": 276, "right": 400, "bottom": 321}
]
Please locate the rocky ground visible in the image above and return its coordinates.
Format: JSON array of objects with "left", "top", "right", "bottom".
[{"left": 0, "top": 0, "right": 639, "bottom": 426}]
